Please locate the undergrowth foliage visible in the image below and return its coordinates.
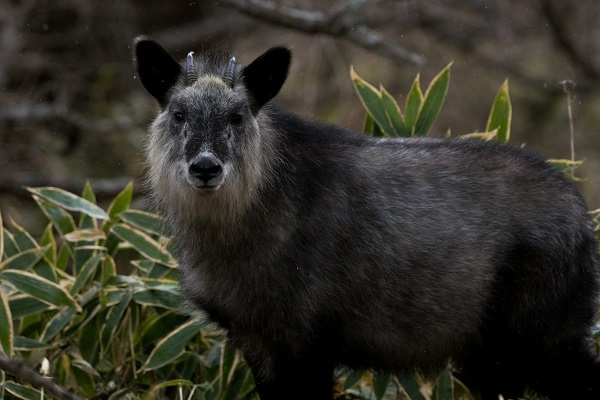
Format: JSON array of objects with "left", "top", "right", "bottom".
[{"left": 0, "top": 64, "right": 594, "bottom": 400}]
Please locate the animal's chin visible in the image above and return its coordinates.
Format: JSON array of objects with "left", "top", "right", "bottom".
[{"left": 191, "top": 184, "right": 222, "bottom": 195}]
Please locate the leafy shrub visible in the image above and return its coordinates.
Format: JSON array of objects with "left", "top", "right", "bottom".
[{"left": 0, "top": 64, "right": 593, "bottom": 400}]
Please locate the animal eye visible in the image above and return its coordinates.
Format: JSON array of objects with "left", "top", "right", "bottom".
[
  {"left": 173, "top": 111, "right": 185, "bottom": 123},
  {"left": 229, "top": 113, "right": 243, "bottom": 126}
]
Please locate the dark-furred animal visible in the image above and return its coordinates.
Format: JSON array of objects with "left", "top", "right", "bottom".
[{"left": 133, "top": 37, "right": 600, "bottom": 400}]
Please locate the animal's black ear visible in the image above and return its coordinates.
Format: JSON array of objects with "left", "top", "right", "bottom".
[
  {"left": 134, "top": 36, "right": 182, "bottom": 107},
  {"left": 242, "top": 47, "right": 291, "bottom": 113}
]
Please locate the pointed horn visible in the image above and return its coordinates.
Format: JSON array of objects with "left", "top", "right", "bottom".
[
  {"left": 223, "top": 56, "right": 237, "bottom": 87},
  {"left": 186, "top": 51, "right": 197, "bottom": 85}
]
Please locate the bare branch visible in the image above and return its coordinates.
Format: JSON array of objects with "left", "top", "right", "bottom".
[
  {"left": 216, "top": 0, "right": 425, "bottom": 66},
  {"left": 0, "top": 354, "right": 83, "bottom": 400}
]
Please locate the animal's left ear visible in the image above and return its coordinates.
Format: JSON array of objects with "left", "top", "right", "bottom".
[{"left": 242, "top": 47, "right": 291, "bottom": 113}]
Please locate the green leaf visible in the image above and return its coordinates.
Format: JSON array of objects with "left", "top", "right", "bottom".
[
  {"left": 4, "top": 381, "right": 42, "bottom": 400},
  {"left": 138, "top": 312, "right": 188, "bottom": 347},
  {"left": 343, "top": 369, "right": 364, "bottom": 389},
  {"left": 460, "top": 129, "right": 498, "bottom": 141},
  {"left": 373, "top": 372, "right": 392, "bottom": 400},
  {"left": 33, "top": 196, "right": 76, "bottom": 235},
  {"left": 10, "top": 219, "right": 38, "bottom": 251},
  {"left": 433, "top": 369, "right": 454, "bottom": 400},
  {"left": 133, "top": 285, "right": 183, "bottom": 310},
  {"left": 0, "top": 289, "right": 13, "bottom": 356},
  {"left": 111, "top": 224, "right": 175, "bottom": 266},
  {"left": 9, "top": 295, "right": 53, "bottom": 318},
  {"left": 414, "top": 63, "right": 452, "bottom": 136},
  {"left": 0, "top": 270, "right": 80, "bottom": 311},
  {"left": 108, "top": 182, "right": 134, "bottom": 219},
  {"left": 486, "top": 79, "right": 512, "bottom": 143},
  {"left": 13, "top": 336, "right": 49, "bottom": 351},
  {"left": 145, "top": 379, "right": 194, "bottom": 399},
  {"left": 100, "top": 289, "right": 132, "bottom": 351},
  {"left": 398, "top": 373, "right": 425, "bottom": 400},
  {"left": 71, "top": 254, "right": 103, "bottom": 295},
  {"left": 3, "top": 229, "right": 19, "bottom": 259},
  {"left": 141, "top": 317, "right": 207, "bottom": 371},
  {"left": 119, "top": 209, "right": 164, "bottom": 236},
  {"left": 0, "top": 247, "right": 46, "bottom": 271},
  {"left": 547, "top": 158, "right": 584, "bottom": 172},
  {"left": 40, "top": 224, "right": 56, "bottom": 264},
  {"left": 64, "top": 228, "right": 106, "bottom": 242},
  {"left": 350, "top": 66, "right": 394, "bottom": 135},
  {"left": 0, "top": 212, "right": 4, "bottom": 260},
  {"left": 41, "top": 307, "right": 76, "bottom": 342},
  {"left": 380, "top": 86, "right": 406, "bottom": 137},
  {"left": 28, "top": 187, "right": 109, "bottom": 220},
  {"left": 101, "top": 256, "right": 117, "bottom": 284},
  {"left": 404, "top": 74, "right": 424, "bottom": 135}
]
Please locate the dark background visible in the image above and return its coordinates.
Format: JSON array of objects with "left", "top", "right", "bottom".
[{"left": 2, "top": 0, "right": 600, "bottom": 229}]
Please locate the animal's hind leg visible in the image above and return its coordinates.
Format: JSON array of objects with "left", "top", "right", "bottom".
[
  {"left": 528, "top": 336, "right": 600, "bottom": 400},
  {"left": 457, "top": 346, "right": 529, "bottom": 400}
]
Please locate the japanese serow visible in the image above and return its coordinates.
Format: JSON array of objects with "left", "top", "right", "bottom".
[{"left": 134, "top": 37, "right": 600, "bottom": 400}]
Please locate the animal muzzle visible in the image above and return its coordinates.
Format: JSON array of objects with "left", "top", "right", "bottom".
[{"left": 186, "top": 152, "right": 224, "bottom": 190}]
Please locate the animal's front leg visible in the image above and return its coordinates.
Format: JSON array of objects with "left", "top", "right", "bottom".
[
  {"left": 248, "top": 355, "right": 334, "bottom": 400},
  {"left": 236, "top": 337, "right": 335, "bottom": 400}
]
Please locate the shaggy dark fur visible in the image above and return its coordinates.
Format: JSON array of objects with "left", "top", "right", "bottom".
[{"left": 134, "top": 37, "right": 600, "bottom": 400}]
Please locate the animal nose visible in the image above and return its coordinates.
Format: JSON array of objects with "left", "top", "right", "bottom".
[{"left": 188, "top": 154, "right": 223, "bottom": 182}]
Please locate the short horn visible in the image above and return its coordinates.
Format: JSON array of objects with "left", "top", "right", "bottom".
[
  {"left": 223, "top": 56, "right": 237, "bottom": 87},
  {"left": 186, "top": 51, "right": 197, "bottom": 85}
]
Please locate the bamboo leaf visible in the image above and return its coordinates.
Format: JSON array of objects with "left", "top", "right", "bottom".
[
  {"left": 350, "top": 66, "right": 394, "bottom": 135},
  {"left": 373, "top": 372, "right": 392, "bottom": 400},
  {"left": 414, "top": 63, "right": 452, "bottom": 136},
  {"left": 100, "top": 289, "right": 132, "bottom": 351},
  {"left": 0, "top": 212, "right": 4, "bottom": 260},
  {"left": 4, "top": 381, "right": 42, "bottom": 400},
  {"left": 0, "top": 289, "right": 13, "bottom": 356},
  {"left": 28, "top": 187, "right": 108, "bottom": 220},
  {"left": 9, "top": 295, "right": 53, "bottom": 318},
  {"left": 141, "top": 317, "right": 207, "bottom": 371},
  {"left": 460, "top": 129, "right": 498, "bottom": 141},
  {"left": 101, "top": 256, "right": 117, "bottom": 284},
  {"left": 13, "top": 336, "right": 49, "bottom": 351},
  {"left": 41, "top": 307, "right": 76, "bottom": 342},
  {"left": 398, "top": 373, "right": 425, "bottom": 400},
  {"left": 119, "top": 209, "right": 164, "bottom": 236},
  {"left": 0, "top": 270, "right": 80, "bottom": 311},
  {"left": 404, "top": 74, "right": 424, "bottom": 135},
  {"left": 64, "top": 228, "right": 106, "bottom": 243},
  {"left": 3, "top": 229, "right": 19, "bottom": 259},
  {"left": 111, "top": 224, "right": 175, "bottom": 266},
  {"left": 133, "top": 287, "right": 183, "bottom": 310},
  {"left": 380, "top": 85, "right": 406, "bottom": 136},
  {"left": 70, "top": 254, "right": 103, "bottom": 295},
  {"left": 108, "top": 182, "right": 134, "bottom": 219},
  {"left": 33, "top": 196, "right": 76, "bottom": 235},
  {"left": 433, "top": 370, "right": 454, "bottom": 400},
  {"left": 10, "top": 219, "right": 38, "bottom": 251},
  {"left": 0, "top": 247, "right": 46, "bottom": 271},
  {"left": 486, "top": 79, "right": 512, "bottom": 143}
]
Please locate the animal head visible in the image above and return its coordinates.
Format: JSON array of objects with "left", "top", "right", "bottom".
[{"left": 133, "top": 37, "right": 291, "bottom": 222}]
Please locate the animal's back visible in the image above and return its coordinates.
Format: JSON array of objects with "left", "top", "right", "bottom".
[{"left": 273, "top": 110, "right": 598, "bottom": 375}]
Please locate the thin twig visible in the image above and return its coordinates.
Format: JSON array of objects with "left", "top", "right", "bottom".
[
  {"left": 0, "top": 354, "right": 83, "bottom": 400},
  {"left": 216, "top": 0, "right": 425, "bottom": 66},
  {"left": 560, "top": 79, "right": 577, "bottom": 179}
]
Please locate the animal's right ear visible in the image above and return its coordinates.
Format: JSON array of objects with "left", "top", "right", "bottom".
[{"left": 133, "top": 37, "right": 181, "bottom": 107}]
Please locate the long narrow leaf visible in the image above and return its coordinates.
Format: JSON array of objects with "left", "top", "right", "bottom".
[
  {"left": 141, "top": 318, "right": 207, "bottom": 371},
  {"left": 28, "top": 187, "right": 108, "bottom": 220},
  {"left": 0, "top": 289, "right": 13, "bottom": 356},
  {"left": 414, "top": 63, "right": 452, "bottom": 136},
  {"left": 350, "top": 66, "right": 394, "bottom": 135},
  {"left": 404, "top": 74, "right": 424, "bottom": 135},
  {"left": 111, "top": 224, "right": 174, "bottom": 266},
  {"left": 0, "top": 270, "right": 80, "bottom": 310},
  {"left": 486, "top": 79, "right": 512, "bottom": 143}
]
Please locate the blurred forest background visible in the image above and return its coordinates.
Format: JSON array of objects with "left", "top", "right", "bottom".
[{"left": 2, "top": 0, "right": 600, "bottom": 231}]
